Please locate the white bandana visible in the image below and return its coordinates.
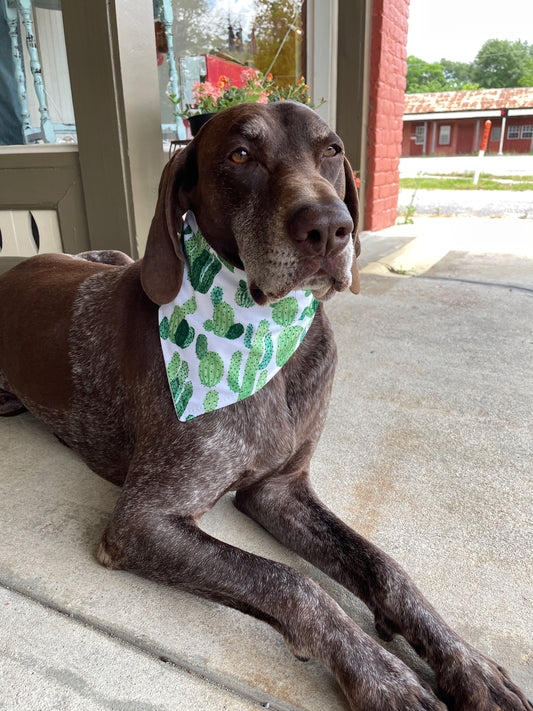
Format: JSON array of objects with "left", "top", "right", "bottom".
[{"left": 159, "top": 212, "right": 319, "bottom": 421}]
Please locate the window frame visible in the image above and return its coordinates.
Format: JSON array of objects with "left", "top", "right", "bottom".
[{"left": 438, "top": 125, "right": 451, "bottom": 145}]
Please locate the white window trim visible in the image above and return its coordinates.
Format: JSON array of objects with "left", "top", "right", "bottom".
[
  {"left": 521, "top": 125, "right": 533, "bottom": 139},
  {"left": 306, "top": 0, "right": 338, "bottom": 129},
  {"left": 507, "top": 125, "right": 520, "bottom": 139}
]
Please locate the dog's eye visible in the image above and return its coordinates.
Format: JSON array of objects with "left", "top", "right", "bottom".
[
  {"left": 230, "top": 149, "right": 250, "bottom": 164},
  {"left": 323, "top": 145, "right": 340, "bottom": 158}
]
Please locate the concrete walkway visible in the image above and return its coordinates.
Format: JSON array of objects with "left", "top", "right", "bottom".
[
  {"left": 400, "top": 154, "right": 533, "bottom": 177},
  {"left": 1, "top": 216, "right": 532, "bottom": 710}
]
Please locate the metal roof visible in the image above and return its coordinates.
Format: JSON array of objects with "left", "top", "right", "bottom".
[{"left": 404, "top": 87, "right": 533, "bottom": 116}]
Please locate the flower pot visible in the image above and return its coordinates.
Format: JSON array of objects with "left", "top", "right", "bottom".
[{"left": 188, "top": 113, "right": 216, "bottom": 136}]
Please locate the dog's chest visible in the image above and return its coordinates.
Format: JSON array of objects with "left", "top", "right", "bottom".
[{"left": 187, "top": 308, "right": 336, "bottom": 483}]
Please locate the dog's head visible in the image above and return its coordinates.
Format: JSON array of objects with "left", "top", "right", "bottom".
[{"left": 141, "top": 101, "right": 360, "bottom": 305}]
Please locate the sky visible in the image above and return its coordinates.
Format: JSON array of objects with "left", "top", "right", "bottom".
[{"left": 406, "top": 0, "right": 533, "bottom": 64}]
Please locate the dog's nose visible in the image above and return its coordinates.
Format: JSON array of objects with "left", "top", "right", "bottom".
[{"left": 289, "top": 201, "right": 353, "bottom": 256}]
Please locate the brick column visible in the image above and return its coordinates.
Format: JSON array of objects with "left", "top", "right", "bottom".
[{"left": 364, "top": 0, "right": 409, "bottom": 232}]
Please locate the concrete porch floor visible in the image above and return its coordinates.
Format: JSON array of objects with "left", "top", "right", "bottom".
[{"left": 1, "top": 216, "right": 532, "bottom": 710}]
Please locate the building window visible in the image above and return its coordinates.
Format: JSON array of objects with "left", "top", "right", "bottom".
[
  {"left": 415, "top": 125, "right": 425, "bottom": 145},
  {"left": 491, "top": 126, "right": 501, "bottom": 142},
  {"left": 507, "top": 125, "right": 520, "bottom": 139},
  {"left": 521, "top": 125, "right": 533, "bottom": 139},
  {"left": 439, "top": 125, "right": 451, "bottom": 145}
]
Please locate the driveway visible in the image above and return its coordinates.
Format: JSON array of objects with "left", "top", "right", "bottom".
[
  {"left": 398, "top": 155, "right": 533, "bottom": 218},
  {"left": 398, "top": 187, "right": 533, "bottom": 218}
]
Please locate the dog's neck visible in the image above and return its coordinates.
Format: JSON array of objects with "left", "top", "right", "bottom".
[{"left": 158, "top": 211, "right": 319, "bottom": 421}]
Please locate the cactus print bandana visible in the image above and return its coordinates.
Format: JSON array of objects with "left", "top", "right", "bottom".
[{"left": 159, "top": 212, "right": 319, "bottom": 421}]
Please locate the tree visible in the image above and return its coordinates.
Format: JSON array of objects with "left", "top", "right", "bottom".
[
  {"left": 252, "top": 0, "right": 303, "bottom": 86},
  {"left": 406, "top": 39, "right": 533, "bottom": 93},
  {"left": 405, "top": 56, "right": 447, "bottom": 93},
  {"left": 405, "top": 56, "right": 478, "bottom": 93},
  {"left": 472, "top": 39, "right": 533, "bottom": 88},
  {"left": 440, "top": 59, "right": 478, "bottom": 91},
  {"left": 169, "top": 0, "right": 226, "bottom": 57}
]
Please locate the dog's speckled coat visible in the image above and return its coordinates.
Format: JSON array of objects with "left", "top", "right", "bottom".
[{"left": 0, "top": 102, "right": 530, "bottom": 711}]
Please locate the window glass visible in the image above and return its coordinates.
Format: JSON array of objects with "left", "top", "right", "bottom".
[
  {"left": 154, "top": 0, "right": 305, "bottom": 144},
  {"left": 507, "top": 125, "right": 520, "bottom": 139},
  {"left": 439, "top": 125, "right": 450, "bottom": 145},
  {"left": 414, "top": 125, "right": 425, "bottom": 145},
  {"left": 521, "top": 125, "right": 533, "bottom": 139},
  {"left": 0, "top": 0, "right": 75, "bottom": 146},
  {"left": 490, "top": 126, "right": 501, "bottom": 142}
]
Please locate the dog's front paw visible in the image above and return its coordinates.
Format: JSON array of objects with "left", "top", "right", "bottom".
[
  {"left": 340, "top": 650, "right": 447, "bottom": 711},
  {"left": 437, "top": 647, "right": 532, "bottom": 711},
  {"left": 345, "top": 675, "right": 446, "bottom": 711}
]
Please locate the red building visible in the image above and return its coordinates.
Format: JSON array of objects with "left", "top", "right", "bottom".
[{"left": 402, "top": 87, "right": 533, "bottom": 157}]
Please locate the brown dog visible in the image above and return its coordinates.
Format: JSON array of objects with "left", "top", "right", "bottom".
[{"left": 0, "top": 102, "right": 530, "bottom": 711}]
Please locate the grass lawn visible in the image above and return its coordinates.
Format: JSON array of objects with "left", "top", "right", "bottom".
[{"left": 399, "top": 173, "right": 533, "bottom": 191}]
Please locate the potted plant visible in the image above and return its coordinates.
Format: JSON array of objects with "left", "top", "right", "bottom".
[{"left": 169, "top": 71, "right": 324, "bottom": 136}]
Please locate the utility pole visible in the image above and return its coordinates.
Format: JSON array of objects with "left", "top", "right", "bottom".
[{"left": 498, "top": 108, "right": 508, "bottom": 156}]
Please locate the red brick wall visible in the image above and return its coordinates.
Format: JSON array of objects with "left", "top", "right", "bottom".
[{"left": 364, "top": 0, "right": 410, "bottom": 231}]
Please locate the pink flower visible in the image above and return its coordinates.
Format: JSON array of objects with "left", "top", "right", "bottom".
[{"left": 241, "top": 68, "right": 258, "bottom": 83}]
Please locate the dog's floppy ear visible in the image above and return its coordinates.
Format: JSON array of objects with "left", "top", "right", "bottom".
[
  {"left": 342, "top": 157, "right": 361, "bottom": 295},
  {"left": 141, "top": 144, "right": 197, "bottom": 305}
]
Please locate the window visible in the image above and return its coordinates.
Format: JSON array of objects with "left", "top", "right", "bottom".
[
  {"left": 491, "top": 126, "right": 501, "bottom": 142},
  {"left": 439, "top": 125, "right": 451, "bottom": 145},
  {"left": 0, "top": 0, "right": 75, "bottom": 145},
  {"left": 155, "top": 0, "right": 306, "bottom": 144},
  {"left": 415, "top": 125, "right": 425, "bottom": 145},
  {"left": 507, "top": 125, "right": 520, "bottom": 139},
  {"left": 521, "top": 125, "right": 533, "bottom": 139}
]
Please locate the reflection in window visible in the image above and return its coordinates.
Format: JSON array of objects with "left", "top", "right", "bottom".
[
  {"left": 0, "top": 0, "right": 75, "bottom": 146},
  {"left": 154, "top": 0, "right": 305, "bottom": 143}
]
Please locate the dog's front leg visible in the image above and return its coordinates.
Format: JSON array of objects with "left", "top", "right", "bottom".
[
  {"left": 235, "top": 475, "right": 532, "bottom": 711},
  {"left": 98, "top": 509, "right": 445, "bottom": 711}
]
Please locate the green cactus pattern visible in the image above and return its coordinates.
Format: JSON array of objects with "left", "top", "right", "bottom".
[
  {"left": 203, "top": 390, "right": 219, "bottom": 412},
  {"left": 204, "top": 286, "right": 244, "bottom": 340},
  {"left": 165, "top": 296, "right": 197, "bottom": 348},
  {"left": 195, "top": 334, "right": 225, "bottom": 387},
  {"left": 228, "top": 320, "right": 273, "bottom": 401},
  {"left": 159, "top": 316, "right": 170, "bottom": 339},
  {"left": 300, "top": 298, "right": 320, "bottom": 320},
  {"left": 275, "top": 325, "right": 305, "bottom": 367},
  {"left": 185, "top": 229, "right": 223, "bottom": 293},
  {"left": 244, "top": 322, "right": 273, "bottom": 369},
  {"left": 271, "top": 297, "right": 299, "bottom": 327},
  {"left": 235, "top": 279, "right": 255, "bottom": 308},
  {"left": 167, "top": 352, "right": 193, "bottom": 418}
]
